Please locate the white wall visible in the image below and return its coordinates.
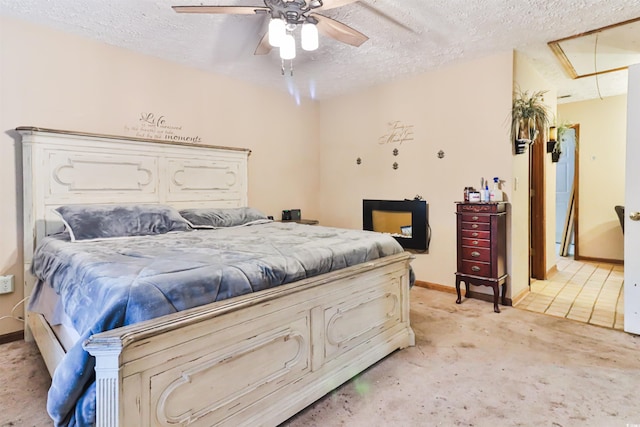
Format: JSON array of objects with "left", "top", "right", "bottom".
[
  {"left": 558, "top": 95, "right": 626, "bottom": 261},
  {"left": 0, "top": 16, "right": 320, "bottom": 335},
  {"left": 317, "top": 52, "right": 518, "bottom": 296}
]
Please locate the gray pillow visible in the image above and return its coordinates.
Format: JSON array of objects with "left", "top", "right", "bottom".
[
  {"left": 179, "top": 207, "right": 268, "bottom": 229},
  {"left": 54, "top": 204, "right": 191, "bottom": 242}
]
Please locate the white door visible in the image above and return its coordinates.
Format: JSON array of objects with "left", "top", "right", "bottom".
[
  {"left": 624, "top": 63, "right": 640, "bottom": 335},
  {"left": 555, "top": 129, "right": 576, "bottom": 245}
]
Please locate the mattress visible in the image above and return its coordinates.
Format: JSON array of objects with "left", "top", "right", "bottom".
[{"left": 29, "top": 280, "right": 81, "bottom": 351}]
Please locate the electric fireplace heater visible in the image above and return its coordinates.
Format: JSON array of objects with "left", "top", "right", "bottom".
[{"left": 363, "top": 199, "right": 429, "bottom": 251}]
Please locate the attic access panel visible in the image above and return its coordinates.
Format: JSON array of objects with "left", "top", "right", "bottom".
[{"left": 548, "top": 17, "right": 640, "bottom": 80}]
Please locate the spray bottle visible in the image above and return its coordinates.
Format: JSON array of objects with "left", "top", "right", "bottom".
[{"left": 490, "top": 177, "right": 503, "bottom": 202}]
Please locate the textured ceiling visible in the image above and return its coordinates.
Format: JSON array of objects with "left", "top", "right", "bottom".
[{"left": 2, "top": 0, "right": 639, "bottom": 103}]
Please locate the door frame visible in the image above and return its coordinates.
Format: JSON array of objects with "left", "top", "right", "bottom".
[{"left": 530, "top": 133, "right": 546, "bottom": 279}]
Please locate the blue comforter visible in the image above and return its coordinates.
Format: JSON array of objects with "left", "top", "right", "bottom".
[{"left": 30, "top": 222, "right": 408, "bottom": 426}]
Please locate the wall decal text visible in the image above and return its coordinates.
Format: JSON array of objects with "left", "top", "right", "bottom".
[
  {"left": 125, "top": 113, "right": 202, "bottom": 143},
  {"left": 379, "top": 121, "right": 414, "bottom": 145}
]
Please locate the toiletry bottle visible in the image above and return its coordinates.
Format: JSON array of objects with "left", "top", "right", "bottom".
[
  {"left": 490, "top": 177, "right": 503, "bottom": 202},
  {"left": 480, "top": 179, "right": 489, "bottom": 202}
]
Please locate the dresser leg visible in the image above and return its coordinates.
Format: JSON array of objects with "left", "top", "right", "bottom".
[
  {"left": 455, "top": 277, "right": 462, "bottom": 304},
  {"left": 492, "top": 283, "right": 500, "bottom": 313}
]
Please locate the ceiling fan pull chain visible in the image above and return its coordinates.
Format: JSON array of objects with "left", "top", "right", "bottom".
[{"left": 280, "top": 58, "right": 294, "bottom": 76}]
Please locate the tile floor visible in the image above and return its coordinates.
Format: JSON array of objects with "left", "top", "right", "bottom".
[{"left": 515, "top": 257, "right": 625, "bottom": 330}]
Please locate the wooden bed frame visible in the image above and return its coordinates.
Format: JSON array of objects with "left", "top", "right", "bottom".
[{"left": 19, "top": 127, "right": 415, "bottom": 427}]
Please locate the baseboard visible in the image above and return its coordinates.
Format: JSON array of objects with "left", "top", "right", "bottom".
[
  {"left": 546, "top": 264, "right": 558, "bottom": 279},
  {"left": 511, "top": 287, "right": 530, "bottom": 306},
  {"left": 414, "top": 280, "right": 456, "bottom": 294},
  {"left": 0, "top": 330, "right": 24, "bottom": 345},
  {"left": 574, "top": 255, "right": 624, "bottom": 265}
]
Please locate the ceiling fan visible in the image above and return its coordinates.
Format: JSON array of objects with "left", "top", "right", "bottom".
[{"left": 173, "top": 0, "right": 368, "bottom": 70}]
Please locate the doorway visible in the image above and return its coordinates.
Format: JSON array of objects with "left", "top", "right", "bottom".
[
  {"left": 530, "top": 124, "right": 581, "bottom": 280},
  {"left": 521, "top": 124, "right": 625, "bottom": 329}
]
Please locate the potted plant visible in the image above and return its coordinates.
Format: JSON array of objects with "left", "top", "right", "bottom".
[
  {"left": 551, "top": 122, "right": 573, "bottom": 162},
  {"left": 547, "top": 122, "right": 573, "bottom": 163},
  {"left": 511, "top": 88, "right": 551, "bottom": 155}
]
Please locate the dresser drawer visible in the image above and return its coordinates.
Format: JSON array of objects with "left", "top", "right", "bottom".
[
  {"left": 460, "top": 213, "right": 490, "bottom": 223},
  {"left": 462, "top": 237, "right": 490, "bottom": 248},
  {"left": 461, "top": 246, "right": 490, "bottom": 262},
  {"left": 461, "top": 260, "right": 490, "bottom": 277},
  {"left": 457, "top": 203, "right": 505, "bottom": 214},
  {"left": 461, "top": 221, "right": 490, "bottom": 232},
  {"left": 461, "top": 229, "right": 490, "bottom": 240}
]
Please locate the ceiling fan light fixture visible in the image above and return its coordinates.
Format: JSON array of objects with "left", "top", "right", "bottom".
[
  {"left": 301, "top": 22, "right": 319, "bottom": 51},
  {"left": 280, "top": 34, "right": 296, "bottom": 60},
  {"left": 268, "top": 18, "right": 286, "bottom": 47}
]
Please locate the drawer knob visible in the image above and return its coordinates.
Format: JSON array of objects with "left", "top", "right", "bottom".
[
  {"left": 472, "top": 232, "right": 478, "bottom": 237},
  {"left": 471, "top": 266, "right": 481, "bottom": 272},
  {"left": 472, "top": 224, "right": 478, "bottom": 229},
  {"left": 471, "top": 251, "right": 480, "bottom": 258},
  {"left": 472, "top": 216, "right": 479, "bottom": 221},
  {"left": 472, "top": 240, "right": 479, "bottom": 245}
]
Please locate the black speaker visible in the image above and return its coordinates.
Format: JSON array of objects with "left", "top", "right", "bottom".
[{"left": 282, "top": 209, "right": 301, "bottom": 221}]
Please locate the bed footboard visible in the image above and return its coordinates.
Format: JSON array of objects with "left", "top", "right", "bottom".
[{"left": 84, "top": 252, "right": 414, "bottom": 427}]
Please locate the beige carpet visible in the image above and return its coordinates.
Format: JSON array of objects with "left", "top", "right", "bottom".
[{"left": 1, "top": 287, "right": 639, "bottom": 427}]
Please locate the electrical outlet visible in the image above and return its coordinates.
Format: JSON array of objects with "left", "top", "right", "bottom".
[{"left": 0, "top": 275, "right": 14, "bottom": 294}]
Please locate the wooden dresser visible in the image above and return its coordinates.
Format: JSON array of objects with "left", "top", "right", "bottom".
[{"left": 455, "top": 202, "right": 508, "bottom": 312}]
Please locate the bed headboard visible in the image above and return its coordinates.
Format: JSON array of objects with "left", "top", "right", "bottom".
[{"left": 19, "top": 126, "right": 250, "bottom": 305}]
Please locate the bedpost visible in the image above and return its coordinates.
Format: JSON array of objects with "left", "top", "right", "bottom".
[
  {"left": 19, "top": 130, "right": 39, "bottom": 342},
  {"left": 403, "top": 256, "right": 416, "bottom": 347},
  {"left": 84, "top": 340, "right": 123, "bottom": 427}
]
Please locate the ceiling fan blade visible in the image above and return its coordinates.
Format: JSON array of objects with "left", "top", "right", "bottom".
[
  {"left": 172, "top": 5, "right": 268, "bottom": 15},
  {"left": 254, "top": 32, "right": 273, "bottom": 55},
  {"left": 313, "top": 14, "right": 368, "bottom": 47},
  {"left": 316, "top": 0, "right": 358, "bottom": 11}
]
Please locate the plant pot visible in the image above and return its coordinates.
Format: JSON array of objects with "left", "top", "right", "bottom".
[
  {"left": 552, "top": 151, "right": 561, "bottom": 162},
  {"left": 514, "top": 139, "right": 528, "bottom": 155},
  {"left": 546, "top": 140, "right": 556, "bottom": 153}
]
